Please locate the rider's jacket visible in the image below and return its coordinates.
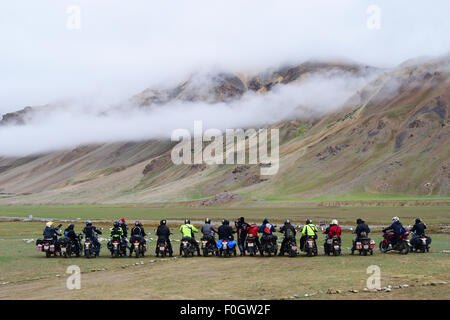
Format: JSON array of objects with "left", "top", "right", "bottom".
[
  {"left": 258, "top": 223, "right": 276, "bottom": 236},
  {"left": 410, "top": 222, "right": 426, "bottom": 236},
  {"left": 301, "top": 223, "right": 318, "bottom": 237},
  {"left": 201, "top": 223, "right": 217, "bottom": 237},
  {"left": 83, "top": 225, "right": 102, "bottom": 239},
  {"left": 43, "top": 226, "right": 61, "bottom": 239},
  {"left": 156, "top": 224, "right": 171, "bottom": 240},
  {"left": 328, "top": 225, "right": 342, "bottom": 238},
  {"left": 110, "top": 226, "right": 124, "bottom": 240},
  {"left": 131, "top": 225, "right": 146, "bottom": 237},
  {"left": 217, "top": 225, "right": 235, "bottom": 240},
  {"left": 180, "top": 224, "right": 198, "bottom": 238},
  {"left": 383, "top": 221, "right": 404, "bottom": 235}
]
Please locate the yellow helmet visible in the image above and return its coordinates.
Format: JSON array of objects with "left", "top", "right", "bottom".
[{"left": 46, "top": 221, "right": 54, "bottom": 228}]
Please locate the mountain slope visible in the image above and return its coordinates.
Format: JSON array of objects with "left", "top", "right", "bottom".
[{"left": 0, "top": 58, "right": 449, "bottom": 204}]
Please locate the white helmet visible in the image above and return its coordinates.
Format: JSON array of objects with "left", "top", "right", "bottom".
[
  {"left": 46, "top": 221, "right": 54, "bottom": 228},
  {"left": 392, "top": 216, "right": 399, "bottom": 222},
  {"left": 331, "top": 219, "right": 338, "bottom": 225}
]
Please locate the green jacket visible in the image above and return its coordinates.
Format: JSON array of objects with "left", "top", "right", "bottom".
[
  {"left": 110, "top": 226, "right": 124, "bottom": 239},
  {"left": 301, "top": 224, "right": 318, "bottom": 237},
  {"left": 180, "top": 224, "right": 198, "bottom": 238}
]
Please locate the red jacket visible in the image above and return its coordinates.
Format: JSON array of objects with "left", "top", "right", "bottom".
[
  {"left": 246, "top": 224, "right": 259, "bottom": 237},
  {"left": 328, "top": 225, "right": 342, "bottom": 238}
]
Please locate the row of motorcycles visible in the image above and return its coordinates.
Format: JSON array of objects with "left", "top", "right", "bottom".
[
  {"left": 36, "top": 233, "right": 147, "bottom": 259},
  {"left": 36, "top": 231, "right": 431, "bottom": 259}
]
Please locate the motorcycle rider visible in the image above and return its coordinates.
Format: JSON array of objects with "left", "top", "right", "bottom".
[
  {"left": 109, "top": 220, "right": 125, "bottom": 256},
  {"left": 43, "top": 221, "right": 62, "bottom": 243},
  {"left": 119, "top": 218, "right": 128, "bottom": 238},
  {"left": 156, "top": 219, "right": 173, "bottom": 257},
  {"left": 351, "top": 218, "right": 370, "bottom": 254},
  {"left": 201, "top": 218, "right": 218, "bottom": 248},
  {"left": 410, "top": 217, "right": 431, "bottom": 249},
  {"left": 246, "top": 223, "right": 262, "bottom": 252},
  {"left": 129, "top": 220, "right": 146, "bottom": 256},
  {"left": 179, "top": 219, "right": 200, "bottom": 256},
  {"left": 300, "top": 219, "right": 318, "bottom": 250},
  {"left": 323, "top": 219, "right": 342, "bottom": 255},
  {"left": 278, "top": 219, "right": 297, "bottom": 256},
  {"left": 217, "top": 219, "right": 237, "bottom": 251},
  {"left": 258, "top": 218, "right": 277, "bottom": 250},
  {"left": 83, "top": 220, "right": 102, "bottom": 256},
  {"left": 235, "top": 217, "right": 250, "bottom": 256},
  {"left": 382, "top": 217, "right": 406, "bottom": 248},
  {"left": 64, "top": 223, "right": 80, "bottom": 255}
]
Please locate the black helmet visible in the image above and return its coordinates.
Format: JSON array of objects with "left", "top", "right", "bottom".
[
  {"left": 356, "top": 218, "right": 363, "bottom": 224},
  {"left": 263, "top": 218, "right": 269, "bottom": 224},
  {"left": 284, "top": 219, "right": 290, "bottom": 225},
  {"left": 306, "top": 218, "right": 311, "bottom": 225},
  {"left": 114, "top": 220, "right": 120, "bottom": 227},
  {"left": 68, "top": 223, "right": 74, "bottom": 229},
  {"left": 222, "top": 219, "right": 229, "bottom": 225},
  {"left": 160, "top": 219, "right": 166, "bottom": 225},
  {"left": 86, "top": 220, "right": 92, "bottom": 226},
  {"left": 239, "top": 217, "right": 245, "bottom": 223},
  {"left": 415, "top": 217, "right": 421, "bottom": 224},
  {"left": 185, "top": 219, "right": 190, "bottom": 224},
  {"left": 205, "top": 218, "right": 211, "bottom": 224},
  {"left": 135, "top": 220, "right": 141, "bottom": 226}
]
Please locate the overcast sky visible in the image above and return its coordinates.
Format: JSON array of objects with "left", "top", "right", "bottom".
[{"left": 0, "top": 0, "right": 449, "bottom": 114}]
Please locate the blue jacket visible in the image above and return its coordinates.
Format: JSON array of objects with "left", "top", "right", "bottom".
[
  {"left": 383, "top": 221, "right": 405, "bottom": 235},
  {"left": 258, "top": 223, "right": 276, "bottom": 236}
]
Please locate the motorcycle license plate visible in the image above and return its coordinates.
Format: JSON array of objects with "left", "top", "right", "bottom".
[
  {"left": 421, "top": 238, "right": 427, "bottom": 244},
  {"left": 334, "top": 245, "right": 340, "bottom": 250},
  {"left": 292, "top": 246, "right": 297, "bottom": 250},
  {"left": 44, "top": 246, "right": 49, "bottom": 250},
  {"left": 308, "top": 241, "right": 313, "bottom": 246},
  {"left": 160, "top": 246, "right": 165, "bottom": 251},
  {"left": 364, "top": 245, "right": 369, "bottom": 249},
  {"left": 248, "top": 243, "right": 254, "bottom": 247},
  {"left": 223, "top": 243, "right": 228, "bottom": 249},
  {"left": 183, "top": 242, "right": 188, "bottom": 247},
  {"left": 61, "top": 247, "right": 66, "bottom": 252},
  {"left": 327, "top": 239, "right": 333, "bottom": 244},
  {"left": 356, "top": 242, "right": 362, "bottom": 249},
  {"left": 85, "top": 244, "right": 90, "bottom": 248}
]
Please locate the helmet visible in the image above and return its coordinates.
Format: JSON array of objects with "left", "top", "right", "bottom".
[
  {"left": 284, "top": 219, "right": 290, "bottom": 225},
  {"left": 356, "top": 218, "right": 363, "bottom": 224},
  {"left": 46, "top": 221, "right": 54, "bottom": 228},
  {"left": 86, "top": 220, "right": 92, "bottom": 226},
  {"left": 114, "top": 220, "right": 120, "bottom": 227},
  {"left": 185, "top": 219, "right": 190, "bottom": 224},
  {"left": 205, "top": 218, "right": 211, "bottom": 224},
  {"left": 160, "top": 219, "right": 166, "bottom": 225},
  {"left": 68, "top": 223, "right": 74, "bottom": 229},
  {"left": 263, "top": 218, "right": 269, "bottom": 224},
  {"left": 331, "top": 219, "right": 338, "bottom": 225},
  {"left": 120, "top": 218, "right": 125, "bottom": 223},
  {"left": 222, "top": 219, "right": 229, "bottom": 225},
  {"left": 306, "top": 219, "right": 311, "bottom": 224},
  {"left": 239, "top": 217, "right": 245, "bottom": 223},
  {"left": 392, "top": 216, "right": 399, "bottom": 222},
  {"left": 135, "top": 220, "right": 141, "bottom": 226},
  {"left": 415, "top": 217, "right": 421, "bottom": 223}
]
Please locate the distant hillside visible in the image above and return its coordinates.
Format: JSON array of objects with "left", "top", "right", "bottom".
[{"left": 0, "top": 57, "right": 448, "bottom": 204}]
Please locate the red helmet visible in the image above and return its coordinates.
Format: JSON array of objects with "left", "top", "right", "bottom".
[{"left": 120, "top": 218, "right": 125, "bottom": 223}]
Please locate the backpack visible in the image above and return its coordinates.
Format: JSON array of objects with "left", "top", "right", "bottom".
[
  {"left": 264, "top": 223, "right": 273, "bottom": 235},
  {"left": 285, "top": 226, "right": 294, "bottom": 239}
]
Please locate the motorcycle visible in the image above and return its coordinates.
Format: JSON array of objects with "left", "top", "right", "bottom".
[
  {"left": 156, "top": 239, "right": 170, "bottom": 257},
  {"left": 84, "top": 237, "right": 98, "bottom": 258},
  {"left": 379, "top": 231, "right": 409, "bottom": 254},
  {"left": 108, "top": 235, "right": 127, "bottom": 258},
  {"left": 36, "top": 238, "right": 58, "bottom": 258},
  {"left": 245, "top": 234, "right": 259, "bottom": 256},
  {"left": 260, "top": 235, "right": 278, "bottom": 257},
  {"left": 200, "top": 235, "right": 216, "bottom": 257},
  {"left": 58, "top": 233, "right": 82, "bottom": 258},
  {"left": 325, "top": 236, "right": 342, "bottom": 256},
  {"left": 181, "top": 237, "right": 196, "bottom": 257},
  {"left": 354, "top": 232, "right": 375, "bottom": 256},
  {"left": 130, "top": 236, "right": 146, "bottom": 258},
  {"left": 303, "top": 236, "right": 318, "bottom": 257},
  {"left": 217, "top": 238, "right": 237, "bottom": 257},
  {"left": 410, "top": 233, "right": 431, "bottom": 253}
]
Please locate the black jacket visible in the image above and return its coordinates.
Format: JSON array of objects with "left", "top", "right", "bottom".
[
  {"left": 120, "top": 223, "right": 128, "bottom": 238},
  {"left": 64, "top": 228, "right": 78, "bottom": 241},
  {"left": 355, "top": 223, "right": 370, "bottom": 237},
  {"left": 235, "top": 221, "right": 250, "bottom": 240},
  {"left": 156, "top": 225, "right": 171, "bottom": 240},
  {"left": 280, "top": 223, "right": 296, "bottom": 238},
  {"left": 43, "top": 226, "right": 61, "bottom": 239},
  {"left": 218, "top": 225, "right": 235, "bottom": 241},
  {"left": 83, "top": 225, "right": 102, "bottom": 239},
  {"left": 411, "top": 222, "right": 426, "bottom": 236},
  {"left": 131, "top": 226, "right": 146, "bottom": 237}
]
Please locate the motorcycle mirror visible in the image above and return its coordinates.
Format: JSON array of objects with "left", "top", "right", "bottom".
[{"left": 349, "top": 227, "right": 353, "bottom": 231}]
